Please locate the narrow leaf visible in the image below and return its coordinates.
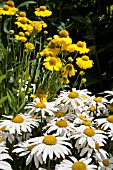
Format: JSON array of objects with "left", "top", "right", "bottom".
[{"left": 17, "top": 1, "right": 37, "bottom": 8}]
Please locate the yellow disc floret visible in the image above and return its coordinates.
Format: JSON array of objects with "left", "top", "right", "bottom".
[
  {"left": 102, "top": 160, "right": 110, "bottom": 166},
  {"left": 27, "top": 144, "right": 36, "bottom": 150},
  {"left": 82, "top": 120, "right": 92, "bottom": 126},
  {"left": 59, "top": 30, "right": 69, "bottom": 38},
  {"left": 95, "top": 142, "right": 100, "bottom": 150},
  {"left": 68, "top": 92, "right": 79, "bottom": 98},
  {"left": 83, "top": 128, "right": 95, "bottom": 137},
  {"left": 55, "top": 112, "right": 65, "bottom": 118},
  {"left": 12, "top": 115, "right": 24, "bottom": 123},
  {"left": 56, "top": 120, "right": 68, "bottom": 127},
  {"left": 72, "top": 161, "right": 87, "bottom": 170},
  {"left": 43, "top": 135, "right": 57, "bottom": 145},
  {"left": 0, "top": 136, "right": 3, "bottom": 142},
  {"left": 107, "top": 115, "right": 113, "bottom": 123},
  {"left": 36, "top": 103, "right": 46, "bottom": 108}
]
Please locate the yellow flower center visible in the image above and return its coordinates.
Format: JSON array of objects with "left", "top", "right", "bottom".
[
  {"left": 43, "top": 135, "right": 57, "bottom": 145},
  {"left": 89, "top": 106, "right": 96, "bottom": 112},
  {"left": 3, "top": 5, "right": 10, "bottom": 11},
  {"left": 107, "top": 104, "right": 113, "bottom": 112},
  {"left": 68, "top": 91, "right": 79, "bottom": 98},
  {"left": 27, "top": 144, "right": 36, "bottom": 150},
  {"left": 7, "top": 0, "right": 14, "bottom": 7},
  {"left": 59, "top": 30, "right": 69, "bottom": 38},
  {"left": 107, "top": 115, "right": 113, "bottom": 123},
  {"left": 49, "top": 57, "right": 57, "bottom": 66},
  {"left": 55, "top": 112, "right": 65, "bottom": 118},
  {"left": 72, "top": 161, "right": 87, "bottom": 170},
  {"left": 77, "top": 41, "right": 84, "bottom": 48},
  {"left": 102, "top": 160, "right": 110, "bottom": 166},
  {"left": 82, "top": 120, "right": 92, "bottom": 126},
  {"left": 66, "top": 64, "right": 73, "bottom": 71},
  {"left": 48, "top": 42, "right": 56, "bottom": 49},
  {"left": 93, "top": 97, "right": 102, "bottom": 102},
  {"left": 12, "top": 115, "right": 24, "bottom": 123},
  {"left": 79, "top": 115, "right": 85, "bottom": 120},
  {"left": 0, "top": 126, "right": 6, "bottom": 132},
  {"left": 0, "top": 136, "right": 3, "bottom": 142},
  {"left": 19, "top": 12, "right": 26, "bottom": 17},
  {"left": 36, "top": 102, "right": 46, "bottom": 108},
  {"left": 81, "top": 56, "right": 89, "bottom": 61},
  {"left": 56, "top": 120, "right": 68, "bottom": 127},
  {"left": 19, "top": 32, "right": 25, "bottom": 36},
  {"left": 83, "top": 128, "right": 95, "bottom": 137},
  {"left": 39, "top": 6, "right": 46, "bottom": 11},
  {"left": 95, "top": 142, "right": 100, "bottom": 150},
  {"left": 20, "top": 18, "right": 27, "bottom": 24}
]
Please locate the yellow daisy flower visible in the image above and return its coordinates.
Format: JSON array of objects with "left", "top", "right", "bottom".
[
  {"left": 0, "top": 3, "right": 18, "bottom": 16},
  {"left": 76, "top": 55, "right": 93, "bottom": 69},
  {"left": 62, "top": 64, "right": 77, "bottom": 78},
  {"left": 74, "top": 41, "right": 90, "bottom": 54},
  {"left": 25, "top": 42, "right": 35, "bottom": 51},
  {"left": 15, "top": 32, "right": 27, "bottom": 42},
  {"left": 43, "top": 56, "right": 62, "bottom": 71},
  {"left": 53, "top": 30, "right": 72, "bottom": 47},
  {"left": 34, "top": 6, "right": 52, "bottom": 17}
]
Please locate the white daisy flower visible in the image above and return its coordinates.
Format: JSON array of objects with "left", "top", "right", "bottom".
[
  {"left": 0, "top": 138, "right": 13, "bottom": 170},
  {"left": 27, "top": 135, "right": 72, "bottom": 163},
  {"left": 0, "top": 126, "right": 14, "bottom": 143},
  {"left": 104, "top": 90, "right": 113, "bottom": 103},
  {"left": 73, "top": 112, "right": 94, "bottom": 126},
  {"left": 0, "top": 153, "right": 13, "bottom": 170},
  {"left": 55, "top": 156, "right": 97, "bottom": 170},
  {"left": 44, "top": 118, "right": 76, "bottom": 137},
  {"left": 98, "top": 156, "right": 113, "bottom": 170},
  {"left": 95, "top": 114, "right": 113, "bottom": 131},
  {"left": 55, "top": 88, "right": 91, "bottom": 109},
  {"left": 71, "top": 125, "right": 107, "bottom": 148},
  {"left": 80, "top": 142, "right": 108, "bottom": 160},
  {"left": 13, "top": 142, "right": 43, "bottom": 169},
  {"left": 24, "top": 101, "right": 59, "bottom": 118},
  {"left": 0, "top": 113, "right": 39, "bottom": 135}
]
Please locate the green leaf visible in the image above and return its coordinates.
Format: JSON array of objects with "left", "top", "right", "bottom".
[
  {"left": 84, "top": 34, "right": 95, "bottom": 40},
  {"left": 17, "top": 101, "right": 26, "bottom": 113},
  {"left": 17, "top": 1, "right": 37, "bottom": 8},
  {"left": 0, "top": 96, "right": 8, "bottom": 106},
  {"left": 3, "top": 18, "right": 10, "bottom": 33},
  {"left": 0, "top": 74, "right": 6, "bottom": 83},
  {"left": 71, "top": 16, "right": 85, "bottom": 23}
]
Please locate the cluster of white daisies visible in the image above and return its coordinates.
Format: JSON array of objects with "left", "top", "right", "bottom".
[{"left": 0, "top": 88, "right": 113, "bottom": 170}]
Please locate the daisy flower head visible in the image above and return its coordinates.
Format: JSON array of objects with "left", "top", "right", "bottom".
[
  {"left": 76, "top": 55, "right": 93, "bottom": 69},
  {"left": 71, "top": 125, "right": 107, "bottom": 148},
  {"left": 74, "top": 41, "right": 90, "bottom": 54},
  {"left": 95, "top": 114, "right": 113, "bottom": 131},
  {"left": 43, "top": 56, "right": 62, "bottom": 71},
  {"left": 34, "top": 6, "right": 52, "bottom": 17},
  {"left": 62, "top": 63, "right": 77, "bottom": 78},
  {"left": 55, "top": 156, "right": 97, "bottom": 170},
  {"left": 0, "top": 113, "right": 39, "bottom": 135},
  {"left": 53, "top": 30, "right": 72, "bottom": 47},
  {"left": 0, "top": 126, "right": 14, "bottom": 143},
  {"left": 24, "top": 101, "right": 59, "bottom": 118},
  {"left": 13, "top": 141, "right": 43, "bottom": 168},
  {"left": 56, "top": 88, "right": 91, "bottom": 110},
  {"left": 0, "top": 139, "right": 13, "bottom": 170},
  {"left": 80, "top": 142, "right": 108, "bottom": 160},
  {"left": 98, "top": 156, "right": 113, "bottom": 170},
  {"left": 27, "top": 135, "right": 72, "bottom": 163},
  {"left": 104, "top": 90, "right": 113, "bottom": 103},
  {"left": 44, "top": 118, "right": 76, "bottom": 137}
]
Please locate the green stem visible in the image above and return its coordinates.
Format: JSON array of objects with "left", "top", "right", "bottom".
[{"left": 47, "top": 159, "right": 51, "bottom": 170}]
